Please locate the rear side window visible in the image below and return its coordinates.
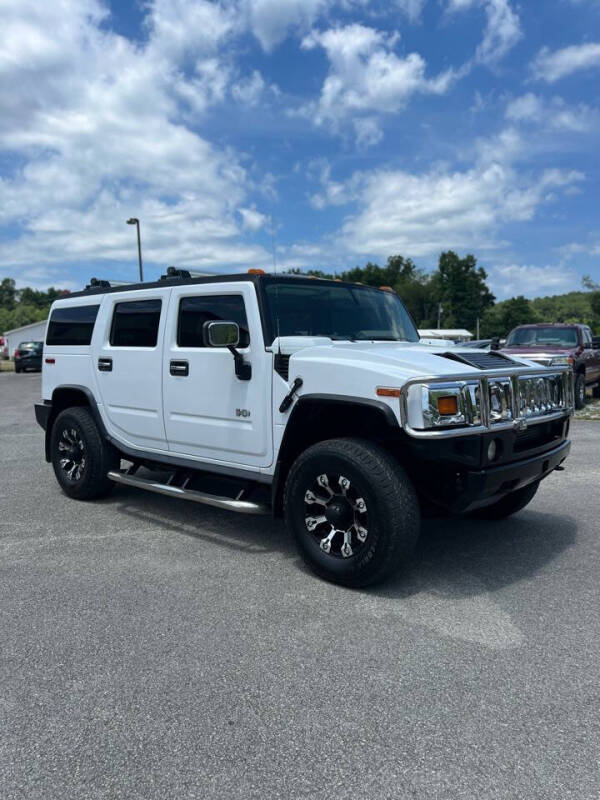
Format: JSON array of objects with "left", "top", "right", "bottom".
[
  {"left": 178, "top": 295, "right": 250, "bottom": 347},
  {"left": 110, "top": 299, "right": 162, "bottom": 347},
  {"left": 46, "top": 305, "right": 99, "bottom": 346}
]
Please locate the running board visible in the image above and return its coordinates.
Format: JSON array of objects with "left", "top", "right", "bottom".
[{"left": 107, "top": 470, "right": 270, "bottom": 515}]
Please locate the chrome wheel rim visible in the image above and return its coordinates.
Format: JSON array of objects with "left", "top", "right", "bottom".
[
  {"left": 58, "top": 427, "right": 86, "bottom": 482},
  {"left": 304, "top": 473, "right": 369, "bottom": 559}
]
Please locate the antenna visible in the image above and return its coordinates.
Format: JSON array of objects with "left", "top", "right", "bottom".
[{"left": 270, "top": 215, "right": 282, "bottom": 355}]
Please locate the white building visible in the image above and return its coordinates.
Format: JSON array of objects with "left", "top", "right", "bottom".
[
  {"left": 2, "top": 319, "right": 48, "bottom": 357},
  {"left": 418, "top": 328, "right": 473, "bottom": 343}
]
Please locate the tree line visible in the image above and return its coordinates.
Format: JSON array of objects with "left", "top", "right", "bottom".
[{"left": 1, "top": 253, "right": 599, "bottom": 337}]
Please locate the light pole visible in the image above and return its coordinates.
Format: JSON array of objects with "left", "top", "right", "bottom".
[{"left": 126, "top": 218, "right": 144, "bottom": 282}]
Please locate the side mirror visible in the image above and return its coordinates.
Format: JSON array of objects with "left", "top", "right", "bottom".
[
  {"left": 203, "top": 320, "right": 240, "bottom": 348},
  {"left": 203, "top": 320, "right": 250, "bottom": 381},
  {"left": 490, "top": 336, "right": 500, "bottom": 351}
]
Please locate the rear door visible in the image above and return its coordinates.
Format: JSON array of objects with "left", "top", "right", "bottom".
[
  {"left": 162, "top": 282, "right": 272, "bottom": 468},
  {"left": 93, "top": 287, "right": 170, "bottom": 452}
]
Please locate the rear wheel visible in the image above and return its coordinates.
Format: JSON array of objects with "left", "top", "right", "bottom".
[
  {"left": 575, "top": 372, "right": 586, "bottom": 409},
  {"left": 50, "top": 407, "right": 118, "bottom": 500},
  {"left": 471, "top": 481, "right": 539, "bottom": 520},
  {"left": 14, "top": 364, "right": 21, "bottom": 373},
  {"left": 284, "top": 438, "right": 420, "bottom": 587}
]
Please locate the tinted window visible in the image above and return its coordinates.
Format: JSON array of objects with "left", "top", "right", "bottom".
[
  {"left": 178, "top": 295, "right": 250, "bottom": 347},
  {"left": 47, "top": 305, "right": 99, "bottom": 346},
  {"left": 582, "top": 328, "right": 592, "bottom": 346},
  {"left": 110, "top": 299, "right": 162, "bottom": 347},
  {"left": 263, "top": 281, "right": 419, "bottom": 344},
  {"left": 506, "top": 326, "right": 579, "bottom": 347}
]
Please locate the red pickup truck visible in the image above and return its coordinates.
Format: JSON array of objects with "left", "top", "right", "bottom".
[{"left": 501, "top": 323, "right": 600, "bottom": 409}]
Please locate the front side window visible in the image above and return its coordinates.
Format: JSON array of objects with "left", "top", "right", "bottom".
[
  {"left": 177, "top": 295, "right": 250, "bottom": 347},
  {"left": 47, "top": 305, "right": 99, "bottom": 346},
  {"left": 262, "top": 280, "right": 419, "bottom": 344},
  {"left": 110, "top": 299, "right": 162, "bottom": 347}
]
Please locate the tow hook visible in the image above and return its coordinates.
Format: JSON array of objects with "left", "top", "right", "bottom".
[{"left": 554, "top": 464, "right": 565, "bottom": 471}]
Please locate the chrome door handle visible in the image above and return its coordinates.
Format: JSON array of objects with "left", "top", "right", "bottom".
[
  {"left": 170, "top": 360, "right": 189, "bottom": 377},
  {"left": 98, "top": 358, "right": 112, "bottom": 372}
]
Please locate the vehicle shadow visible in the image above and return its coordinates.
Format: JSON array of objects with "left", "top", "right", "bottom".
[{"left": 105, "top": 484, "right": 577, "bottom": 600}]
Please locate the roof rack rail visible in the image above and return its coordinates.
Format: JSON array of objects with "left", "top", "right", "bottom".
[
  {"left": 85, "top": 277, "right": 111, "bottom": 290},
  {"left": 160, "top": 266, "right": 191, "bottom": 281}
]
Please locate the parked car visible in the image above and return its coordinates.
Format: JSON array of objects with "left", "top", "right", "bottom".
[
  {"left": 14, "top": 341, "right": 43, "bottom": 373},
  {"left": 501, "top": 323, "right": 600, "bottom": 409},
  {"left": 35, "top": 272, "right": 573, "bottom": 587}
]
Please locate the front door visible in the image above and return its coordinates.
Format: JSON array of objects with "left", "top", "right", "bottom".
[
  {"left": 93, "top": 288, "right": 170, "bottom": 452},
  {"left": 162, "top": 283, "right": 272, "bottom": 469}
]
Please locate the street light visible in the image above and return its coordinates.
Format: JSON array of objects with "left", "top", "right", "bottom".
[{"left": 126, "top": 218, "right": 144, "bottom": 282}]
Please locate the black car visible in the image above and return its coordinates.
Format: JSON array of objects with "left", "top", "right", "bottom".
[{"left": 14, "top": 341, "right": 43, "bottom": 373}]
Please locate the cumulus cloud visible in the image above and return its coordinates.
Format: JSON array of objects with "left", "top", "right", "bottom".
[
  {"left": 298, "top": 24, "right": 457, "bottom": 142},
  {"left": 505, "top": 93, "right": 598, "bottom": 132},
  {"left": 0, "top": 0, "right": 270, "bottom": 274},
  {"left": 310, "top": 131, "right": 584, "bottom": 257},
  {"left": 532, "top": 42, "right": 600, "bottom": 82},
  {"left": 448, "top": 0, "right": 521, "bottom": 65},
  {"left": 487, "top": 264, "right": 579, "bottom": 299}
]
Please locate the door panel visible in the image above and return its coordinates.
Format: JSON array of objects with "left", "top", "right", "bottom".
[
  {"left": 163, "top": 284, "right": 272, "bottom": 468},
  {"left": 93, "top": 288, "right": 170, "bottom": 451}
]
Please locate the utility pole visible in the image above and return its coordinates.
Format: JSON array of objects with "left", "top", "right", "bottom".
[
  {"left": 476, "top": 317, "right": 480, "bottom": 339},
  {"left": 437, "top": 303, "right": 443, "bottom": 329},
  {"left": 126, "top": 218, "right": 144, "bottom": 282}
]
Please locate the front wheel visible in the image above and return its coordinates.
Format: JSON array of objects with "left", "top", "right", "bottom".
[
  {"left": 575, "top": 372, "right": 586, "bottom": 409},
  {"left": 284, "top": 438, "right": 420, "bottom": 587},
  {"left": 50, "top": 406, "right": 118, "bottom": 500}
]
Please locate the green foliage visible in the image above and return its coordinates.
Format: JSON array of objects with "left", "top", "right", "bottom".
[
  {"left": 434, "top": 251, "right": 495, "bottom": 331},
  {"left": 481, "top": 296, "right": 538, "bottom": 338},
  {"left": 0, "top": 279, "right": 70, "bottom": 333}
]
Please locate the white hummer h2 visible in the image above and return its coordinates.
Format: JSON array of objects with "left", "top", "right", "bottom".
[{"left": 35, "top": 270, "right": 573, "bottom": 586}]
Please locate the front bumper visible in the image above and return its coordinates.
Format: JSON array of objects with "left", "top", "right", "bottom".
[{"left": 453, "top": 438, "right": 570, "bottom": 512}]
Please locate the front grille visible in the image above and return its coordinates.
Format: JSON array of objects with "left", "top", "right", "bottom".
[{"left": 514, "top": 419, "right": 564, "bottom": 452}]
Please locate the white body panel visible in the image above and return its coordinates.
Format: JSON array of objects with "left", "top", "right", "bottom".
[{"left": 162, "top": 282, "right": 273, "bottom": 469}]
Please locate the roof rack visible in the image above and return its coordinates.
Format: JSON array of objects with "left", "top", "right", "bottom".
[
  {"left": 85, "top": 277, "right": 111, "bottom": 290},
  {"left": 160, "top": 266, "right": 191, "bottom": 281}
]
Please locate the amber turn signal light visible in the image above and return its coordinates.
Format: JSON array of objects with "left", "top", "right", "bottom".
[
  {"left": 376, "top": 387, "right": 401, "bottom": 398},
  {"left": 248, "top": 268, "right": 265, "bottom": 275},
  {"left": 437, "top": 395, "right": 459, "bottom": 415}
]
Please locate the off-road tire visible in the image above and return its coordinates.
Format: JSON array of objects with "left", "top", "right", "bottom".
[
  {"left": 284, "top": 438, "right": 420, "bottom": 587},
  {"left": 14, "top": 365, "right": 21, "bottom": 373},
  {"left": 575, "top": 372, "right": 586, "bottom": 409},
  {"left": 471, "top": 480, "right": 539, "bottom": 520},
  {"left": 51, "top": 406, "right": 118, "bottom": 500}
]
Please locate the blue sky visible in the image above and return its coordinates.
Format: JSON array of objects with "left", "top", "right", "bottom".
[{"left": 1, "top": 0, "right": 599, "bottom": 299}]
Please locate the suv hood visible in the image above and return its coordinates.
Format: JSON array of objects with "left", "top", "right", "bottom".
[{"left": 270, "top": 336, "right": 532, "bottom": 380}]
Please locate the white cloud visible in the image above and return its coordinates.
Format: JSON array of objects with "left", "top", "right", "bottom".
[
  {"left": 447, "top": 0, "right": 521, "bottom": 65},
  {"left": 242, "top": 0, "right": 328, "bottom": 51},
  {"left": 231, "top": 70, "right": 267, "bottom": 106},
  {"left": 238, "top": 206, "right": 268, "bottom": 230},
  {"left": 487, "top": 264, "right": 579, "bottom": 299},
  {"left": 0, "top": 0, "right": 271, "bottom": 274},
  {"left": 505, "top": 93, "right": 597, "bottom": 132},
  {"left": 298, "top": 24, "right": 457, "bottom": 141},
  {"left": 532, "top": 42, "right": 600, "bottom": 82},
  {"left": 311, "top": 133, "right": 584, "bottom": 257}
]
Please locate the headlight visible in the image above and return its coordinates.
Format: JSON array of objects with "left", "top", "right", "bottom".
[
  {"left": 406, "top": 381, "right": 481, "bottom": 429},
  {"left": 549, "top": 356, "right": 570, "bottom": 367}
]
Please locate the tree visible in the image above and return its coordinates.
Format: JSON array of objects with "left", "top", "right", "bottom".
[
  {"left": 0, "top": 278, "right": 16, "bottom": 311},
  {"left": 481, "top": 295, "right": 538, "bottom": 338},
  {"left": 435, "top": 251, "right": 495, "bottom": 331}
]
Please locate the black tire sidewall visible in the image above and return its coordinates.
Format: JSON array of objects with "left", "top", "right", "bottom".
[
  {"left": 575, "top": 374, "right": 586, "bottom": 409},
  {"left": 284, "top": 440, "right": 419, "bottom": 586}
]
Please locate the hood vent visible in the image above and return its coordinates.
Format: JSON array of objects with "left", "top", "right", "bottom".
[{"left": 437, "top": 351, "right": 520, "bottom": 370}]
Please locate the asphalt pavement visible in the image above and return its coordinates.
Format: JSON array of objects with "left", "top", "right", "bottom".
[{"left": 1, "top": 373, "right": 599, "bottom": 800}]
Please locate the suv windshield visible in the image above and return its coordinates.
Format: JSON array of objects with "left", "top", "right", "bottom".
[
  {"left": 505, "top": 327, "right": 578, "bottom": 348},
  {"left": 263, "top": 280, "right": 419, "bottom": 344}
]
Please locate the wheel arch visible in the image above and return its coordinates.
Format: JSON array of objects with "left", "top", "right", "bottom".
[
  {"left": 45, "top": 385, "right": 107, "bottom": 462},
  {"left": 271, "top": 394, "right": 401, "bottom": 516}
]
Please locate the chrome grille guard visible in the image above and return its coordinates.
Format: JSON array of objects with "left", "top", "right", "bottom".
[{"left": 400, "top": 366, "right": 574, "bottom": 439}]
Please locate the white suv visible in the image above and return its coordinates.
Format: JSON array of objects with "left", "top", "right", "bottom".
[{"left": 35, "top": 270, "right": 573, "bottom": 586}]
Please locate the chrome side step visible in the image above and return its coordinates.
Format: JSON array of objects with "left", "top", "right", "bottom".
[{"left": 107, "top": 470, "right": 270, "bottom": 515}]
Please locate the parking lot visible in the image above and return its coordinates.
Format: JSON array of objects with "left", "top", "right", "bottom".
[{"left": 1, "top": 372, "right": 599, "bottom": 800}]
